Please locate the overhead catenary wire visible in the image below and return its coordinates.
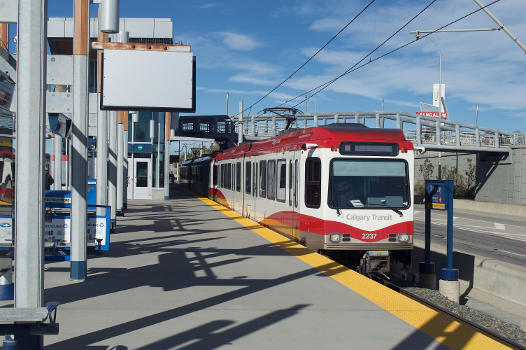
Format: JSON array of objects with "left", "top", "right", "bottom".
[
  {"left": 284, "top": 0, "right": 502, "bottom": 109},
  {"left": 232, "top": 0, "right": 377, "bottom": 119}
]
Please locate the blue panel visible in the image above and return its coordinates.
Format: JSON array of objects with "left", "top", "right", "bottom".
[{"left": 70, "top": 260, "right": 87, "bottom": 280}]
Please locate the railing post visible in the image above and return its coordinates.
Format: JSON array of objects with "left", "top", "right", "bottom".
[
  {"left": 355, "top": 113, "right": 359, "bottom": 123},
  {"left": 334, "top": 114, "right": 339, "bottom": 124},
  {"left": 435, "top": 120, "right": 441, "bottom": 145},
  {"left": 324, "top": 117, "right": 328, "bottom": 125},
  {"left": 303, "top": 117, "right": 307, "bottom": 129},
  {"left": 376, "top": 113, "right": 380, "bottom": 128},
  {"left": 265, "top": 119, "right": 269, "bottom": 134},
  {"left": 272, "top": 116, "right": 276, "bottom": 136},
  {"left": 396, "top": 113, "right": 401, "bottom": 129},
  {"left": 313, "top": 115, "right": 318, "bottom": 127},
  {"left": 416, "top": 117, "right": 422, "bottom": 145},
  {"left": 495, "top": 131, "right": 500, "bottom": 148},
  {"left": 251, "top": 114, "right": 255, "bottom": 136},
  {"left": 475, "top": 128, "right": 480, "bottom": 147},
  {"left": 455, "top": 124, "right": 460, "bottom": 146}
]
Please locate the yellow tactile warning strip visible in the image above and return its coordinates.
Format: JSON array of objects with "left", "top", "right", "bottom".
[{"left": 197, "top": 196, "right": 513, "bottom": 350}]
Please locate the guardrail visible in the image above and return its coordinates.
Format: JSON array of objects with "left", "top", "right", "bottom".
[{"left": 233, "top": 111, "right": 524, "bottom": 153}]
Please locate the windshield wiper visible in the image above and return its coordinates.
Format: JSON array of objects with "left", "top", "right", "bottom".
[
  {"left": 330, "top": 178, "right": 341, "bottom": 216},
  {"left": 368, "top": 204, "right": 404, "bottom": 217}
]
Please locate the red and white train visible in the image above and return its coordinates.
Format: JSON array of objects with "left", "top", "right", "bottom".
[{"left": 181, "top": 123, "right": 414, "bottom": 273}]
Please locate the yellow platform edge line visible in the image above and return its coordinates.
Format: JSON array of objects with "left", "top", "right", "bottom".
[{"left": 196, "top": 196, "right": 513, "bottom": 350}]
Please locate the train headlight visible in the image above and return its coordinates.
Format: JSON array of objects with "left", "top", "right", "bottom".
[
  {"left": 398, "top": 233, "right": 410, "bottom": 243},
  {"left": 329, "top": 232, "right": 341, "bottom": 243}
]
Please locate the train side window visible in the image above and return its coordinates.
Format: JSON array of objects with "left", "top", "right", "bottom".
[
  {"left": 259, "top": 160, "right": 266, "bottom": 198},
  {"left": 213, "top": 165, "right": 217, "bottom": 186},
  {"left": 267, "top": 160, "right": 276, "bottom": 200},
  {"left": 305, "top": 158, "right": 321, "bottom": 208},
  {"left": 289, "top": 161, "right": 292, "bottom": 206},
  {"left": 229, "top": 163, "right": 233, "bottom": 190},
  {"left": 236, "top": 162, "right": 241, "bottom": 192},
  {"left": 294, "top": 160, "right": 298, "bottom": 208},
  {"left": 253, "top": 162, "right": 258, "bottom": 197},
  {"left": 276, "top": 160, "right": 286, "bottom": 202},
  {"left": 245, "top": 161, "right": 251, "bottom": 194}
]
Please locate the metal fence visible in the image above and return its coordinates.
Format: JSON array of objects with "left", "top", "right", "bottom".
[{"left": 233, "top": 111, "right": 524, "bottom": 153}]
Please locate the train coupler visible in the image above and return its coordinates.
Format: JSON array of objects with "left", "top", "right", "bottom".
[{"left": 359, "top": 251, "right": 390, "bottom": 274}]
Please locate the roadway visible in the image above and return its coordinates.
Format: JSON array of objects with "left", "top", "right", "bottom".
[{"left": 413, "top": 205, "right": 525, "bottom": 266}]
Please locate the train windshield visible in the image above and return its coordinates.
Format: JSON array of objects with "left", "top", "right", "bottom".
[{"left": 328, "top": 159, "right": 409, "bottom": 210}]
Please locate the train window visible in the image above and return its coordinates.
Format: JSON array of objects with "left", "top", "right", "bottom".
[
  {"left": 305, "top": 158, "right": 321, "bottom": 208},
  {"left": 267, "top": 160, "right": 276, "bottom": 200},
  {"left": 220, "top": 164, "right": 224, "bottom": 187},
  {"left": 277, "top": 160, "right": 286, "bottom": 202},
  {"left": 294, "top": 160, "right": 298, "bottom": 208},
  {"left": 289, "top": 161, "right": 292, "bottom": 206},
  {"left": 253, "top": 162, "right": 258, "bottom": 197},
  {"left": 228, "top": 163, "right": 232, "bottom": 189},
  {"left": 259, "top": 160, "right": 266, "bottom": 198},
  {"left": 236, "top": 162, "right": 241, "bottom": 192},
  {"left": 213, "top": 165, "right": 218, "bottom": 186},
  {"left": 245, "top": 161, "right": 251, "bottom": 194}
]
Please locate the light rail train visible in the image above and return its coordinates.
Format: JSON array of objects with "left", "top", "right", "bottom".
[{"left": 181, "top": 124, "right": 414, "bottom": 273}]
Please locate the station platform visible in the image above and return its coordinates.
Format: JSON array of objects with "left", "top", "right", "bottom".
[{"left": 38, "top": 186, "right": 512, "bottom": 349}]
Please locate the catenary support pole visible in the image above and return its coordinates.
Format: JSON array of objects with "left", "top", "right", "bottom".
[
  {"left": 96, "top": 7, "right": 108, "bottom": 217},
  {"left": 70, "top": 0, "right": 89, "bottom": 281},
  {"left": 238, "top": 101, "right": 243, "bottom": 145}
]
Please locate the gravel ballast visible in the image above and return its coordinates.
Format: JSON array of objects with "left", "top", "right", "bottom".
[{"left": 404, "top": 287, "right": 526, "bottom": 347}]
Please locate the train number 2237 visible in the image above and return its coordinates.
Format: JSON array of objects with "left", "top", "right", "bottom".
[{"left": 361, "top": 233, "right": 377, "bottom": 240}]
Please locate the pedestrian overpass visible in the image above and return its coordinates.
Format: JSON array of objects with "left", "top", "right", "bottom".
[{"left": 177, "top": 111, "right": 524, "bottom": 154}]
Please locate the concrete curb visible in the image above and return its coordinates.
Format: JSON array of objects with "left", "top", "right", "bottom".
[
  {"left": 454, "top": 199, "right": 526, "bottom": 217},
  {"left": 413, "top": 239, "right": 526, "bottom": 307}
]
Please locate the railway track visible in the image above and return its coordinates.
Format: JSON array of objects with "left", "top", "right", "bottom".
[{"left": 367, "top": 272, "right": 526, "bottom": 350}]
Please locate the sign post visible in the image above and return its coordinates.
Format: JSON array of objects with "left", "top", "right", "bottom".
[{"left": 423, "top": 179, "right": 459, "bottom": 303}]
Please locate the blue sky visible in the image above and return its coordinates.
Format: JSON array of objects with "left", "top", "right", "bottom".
[{"left": 47, "top": 0, "right": 525, "bottom": 134}]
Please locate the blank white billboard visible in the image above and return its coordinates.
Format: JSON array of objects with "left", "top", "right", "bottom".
[{"left": 102, "top": 49, "right": 195, "bottom": 112}]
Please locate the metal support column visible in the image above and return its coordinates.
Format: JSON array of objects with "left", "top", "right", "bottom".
[
  {"left": 70, "top": 0, "right": 89, "bottom": 281},
  {"left": 238, "top": 101, "right": 243, "bottom": 145},
  {"left": 53, "top": 134, "right": 62, "bottom": 190},
  {"left": 117, "top": 111, "right": 124, "bottom": 214},
  {"left": 108, "top": 111, "right": 117, "bottom": 228},
  {"left": 123, "top": 113, "right": 128, "bottom": 208},
  {"left": 164, "top": 112, "right": 171, "bottom": 200},
  {"left": 96, "top": 7, "right": 108, "bottom": 217},
  {"left": 15, "top": 0, "right": 48, "bottom": 320}
]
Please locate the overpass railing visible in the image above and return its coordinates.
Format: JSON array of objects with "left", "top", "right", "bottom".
[{"left": 233, "top": 111, "right": 524, "bottom": 153}]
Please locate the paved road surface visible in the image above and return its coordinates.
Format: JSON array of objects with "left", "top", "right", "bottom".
[{"left": 413, "top": 205, "right": 525, "bottom": 266}]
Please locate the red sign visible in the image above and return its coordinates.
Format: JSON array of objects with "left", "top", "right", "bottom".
[{"left": 416, "top": 111, "right": 447, "bottom": 119}]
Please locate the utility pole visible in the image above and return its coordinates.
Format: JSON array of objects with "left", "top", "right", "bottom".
[
  {"left": 70, "top": 0, "right": 89, "bottom": 281},
  {"left": 226, "top": 91, "right": 229, "bottom": 116}
]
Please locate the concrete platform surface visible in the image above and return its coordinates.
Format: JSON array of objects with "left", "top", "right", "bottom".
[{"left": 40, "top": 188, "right": 510, "bottom": 349}]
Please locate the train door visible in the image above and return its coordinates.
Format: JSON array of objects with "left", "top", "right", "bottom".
[
  {"left": 232, "top": 161, "right": 242, "bottom": 213},
  {"left": 287, "top": 152, "right": 300, "bottom": 240},
  {"left": 250, "top": 160, "right": 258, "bottom": 221},
  {"left": 243, "top": 160, "right": 252, "bottom": 217}
]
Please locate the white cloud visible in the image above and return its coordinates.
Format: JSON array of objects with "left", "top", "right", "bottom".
[
  {"left": 199, "top": 3, "right": 222, "bottom": 9},
  {"left": 215, "top": 32, "right": 262, "bottom": 51},
  {"left": 229, "top": 74, "right": 276, "bottom": 86}
]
